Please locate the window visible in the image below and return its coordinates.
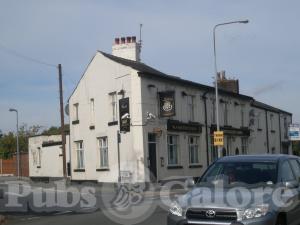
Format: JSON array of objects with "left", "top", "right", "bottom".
[
  {"left": 241, "top": 106, "right": 245, "bottom": 127},
  {"left": 284, "top": 117, "right": 288, "bottom": 139},
  {"left": 37, "top": 147, "right": 41, "bottom": 167},
  {"left": 189, "top": 136, "right": 199, "bottom": 165},
  {"left": 257, "top": 115, "right": 261, "bottom": 130},
  {"left": 270, "top": 114, "right": 274, "bottom": 130},
  {"left": 90, "top": 98, "right": 95, "bottom": 124},
  {"left": 109, "top": 93, "right": 118, "bottom": 122},
  {"left": 241, "top": 137, "right": 248, "bottom": 154},
  {"left": 98, "top": 137, "right": 108, "bottom": 168},
  {"left": 167, "top": 135, "right": 179, "bottom": 165},
  {"left": 224, "top": 103, "right": 228, "bottom": 126},
  {"left": 73, "top": 103, "right": 79, "bottom": 121},
  {"left": 212, "top": 99, "right": 216, "bottom": 124},
  {"left": 187, "top": 95, "right": 195, "bottom": 121},
  {"left": 281, "top": 161, "right": 296, "bottom": 182},
  {"left": 76, "top": 141, "right": 84, "bottom": 169},
  {"left": 289, "top": 159, "right": 300, "bottom": 178}
]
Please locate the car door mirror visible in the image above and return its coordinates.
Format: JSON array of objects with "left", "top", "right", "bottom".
[
  {"left": 284, "top": 181, "right": 299, "bottom": 189},
  {"left": 185, "top": 178, "right": 195, "bottom": 188}
]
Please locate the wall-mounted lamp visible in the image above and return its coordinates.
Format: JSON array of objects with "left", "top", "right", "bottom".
[
  {"left": 160, "top": 157, "right": 165, "bottom": 167},
  {"left": 117, "top": 89, "right": 125, "bottom": 96},
  {"left": 147, "top": 84, "right": 156, "bottom": 89},
  {"left": 181, "top": 91, "right": 187, "bottom": 97}
]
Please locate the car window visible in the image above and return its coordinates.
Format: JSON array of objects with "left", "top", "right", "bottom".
[
  {"left": 281, "top": 161, "right": 296, "bottom": 182},
  {"left": 289, "top": 159, "right": 300, "bottom": 179}
]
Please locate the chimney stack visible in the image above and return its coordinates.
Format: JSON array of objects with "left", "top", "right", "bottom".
[{"left": 112, "top": 36, "right": 141, "bottom": 61}]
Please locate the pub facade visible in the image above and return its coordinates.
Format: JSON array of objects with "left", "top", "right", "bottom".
[{"left": 68, "top": 37, "right": 292, "bottom": 183}]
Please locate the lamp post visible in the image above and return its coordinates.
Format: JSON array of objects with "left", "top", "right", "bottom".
[
  {"left": 9, "top": 108, "right": 20, "bottom": 178},
  {"left": 213, "top": 20, "right": 249, "bottom": 158}
]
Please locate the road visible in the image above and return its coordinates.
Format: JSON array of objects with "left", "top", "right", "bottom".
[
  {"left": 1, "top": 180, "right": 185, "bottom": 225},
  {"left": 6, "top": 201, "right": 169, "bottom": 225}
]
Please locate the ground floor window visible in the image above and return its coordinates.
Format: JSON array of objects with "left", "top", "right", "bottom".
[
  {"left": 98, "top": 137, "right": 108, "bottom": 168},
  {"left": 241, "top": 137, "right": 248, "bottom": 154},
  {"left": 167, "top": 135, "right": 179, "bottom": 165},
  {"left": 189, "top": 136, "right": 199, "bottom": 165},
  {"left": 76, "top": 141, "right": 85, "bottom": 169}
]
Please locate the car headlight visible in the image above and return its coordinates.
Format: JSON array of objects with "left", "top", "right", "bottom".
[
  {"left": 237, "top": 204, "right": 269, "bottom": 221},
  {"left": 169, "top": 201, "right": 183, "bottom": 217}
]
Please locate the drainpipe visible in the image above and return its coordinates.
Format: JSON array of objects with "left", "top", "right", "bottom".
[
  {"left": 278, "top": 113, "right": 282, "bottom": 153},
  {"left": 265, "top": 110, "right": 270, "bottom": 153},
  {"left": 202, "top": 91, "right": 210, "bottom": 167}
]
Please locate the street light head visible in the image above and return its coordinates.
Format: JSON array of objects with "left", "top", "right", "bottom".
[
  {"left": 239, "top": 20, "right": 249, "bottom": 24},
  {"left": 9, "top": 108, "right": 17, "bottom": 112}
]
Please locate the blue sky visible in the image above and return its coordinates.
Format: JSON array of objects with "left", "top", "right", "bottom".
[{"left": 0, "top": 0, "right": 299, "bottom": 132}]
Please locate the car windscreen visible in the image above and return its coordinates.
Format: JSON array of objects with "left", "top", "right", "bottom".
[{"left": 200, "top": 161, "right": 278, "bottom": 185}]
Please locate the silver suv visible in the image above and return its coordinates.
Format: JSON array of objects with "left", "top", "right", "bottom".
[{"left": 167, "top": 155, "right": 300, "bottom": 225}]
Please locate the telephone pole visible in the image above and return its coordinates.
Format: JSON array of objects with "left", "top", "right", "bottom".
[{"left": 58, "top": 64, "right": 67, "bottom": 177}]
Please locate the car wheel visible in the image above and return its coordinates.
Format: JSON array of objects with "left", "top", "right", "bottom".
[{"left": 276, "top": 215, "right": 286, "bottom": 225}]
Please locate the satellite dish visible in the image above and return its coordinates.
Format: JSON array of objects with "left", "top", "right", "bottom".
[{"left": 65, "top": 104, "right": 69, "bottom": 116}]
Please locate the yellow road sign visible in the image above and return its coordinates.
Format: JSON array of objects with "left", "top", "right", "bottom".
[{"left": 214, "top": 131, "right": 224, "bottom": 146}]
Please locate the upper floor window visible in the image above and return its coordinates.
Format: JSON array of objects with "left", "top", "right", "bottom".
[
  {"left": 224, "top": 102, "right": 229, "bottom": 126},
  {"left": 167, "top": 135, "right": 179, "bottom": 165},
  {"left": 109, "top": 92, "right": 118, "bottom": 122},
  {"left": 90, "top": 98, "right": 95, "bottom": 124},
  {"left": 189, "top": 136, "right": 199, "bottom": 165},
  {"left": 241, "top": 137, "right": 248, "bottom": 154},
  {"left": 241, "top": 106, "right": 245, "bottom": 127},
  {"left": 284, "top": 117, "right": 289, "bottom": 139},
  {"left": 212, "top": 99, "right": 216, "bottom": 124},
  {"left": 270, "top": 114, "right": 274, "bottom": 130},
  {"left": 73, "top": 103, "right": 79, "bottom": 121},
  {"left": 98, "top": 137, "right": 108, "bottom": 168},
  {"left": 187, "top": 95, "right": 195, "bottom": 121}
]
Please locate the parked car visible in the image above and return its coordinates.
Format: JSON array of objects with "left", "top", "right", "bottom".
[{"left": 167, "top": 154, "right": 300, "bottom": 225}]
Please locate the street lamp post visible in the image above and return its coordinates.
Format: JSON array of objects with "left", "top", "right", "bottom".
[
  {"left": 9, "top": 108, "right": 20, "bottom": 178},
  {"left": 213, "top": 20, "right": 249, "bottom": 159}
]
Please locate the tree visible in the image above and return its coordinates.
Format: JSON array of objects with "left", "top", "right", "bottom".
[{"left": 0, "top": 124, "right": 42, "bottom": 159}]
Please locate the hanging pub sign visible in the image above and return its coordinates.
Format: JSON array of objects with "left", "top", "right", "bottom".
[
  {"left": 119, "top": 97, "right": 130, "bottom": 132},
  {"left": 159, "top": 91, "right": 176, "bottom": 117}
]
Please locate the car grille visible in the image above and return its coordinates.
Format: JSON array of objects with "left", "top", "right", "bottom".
[{"left": 186, "top": 208, "right": 237, "bottom": 222}]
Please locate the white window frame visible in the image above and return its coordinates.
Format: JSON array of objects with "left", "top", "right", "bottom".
[
  {"left": 73, "top": 103, "right": 79, "bottom": 121},
  {"left": 90, "top": 98, "right": 95, "bottom": 124},
  {"left": 109, "top": 93, "right": 118, "bottom": 122},
  {"left": 167, "top": 135, "right": 180, "bottom": 166},
  {"left": 241, "top": 137, "right": 248, "bottom": 155},
  {"left": 187, "top": 95, "right": 195, "bottom": 121},
  {"left": 189, "top": 136, "right": 200, "bottom": 165},
  {"left": 98, "top": 137, "right": 109, "bottom": 168},
  {"left": 76, "top": 141, "right": 85, "bottom": 169}
]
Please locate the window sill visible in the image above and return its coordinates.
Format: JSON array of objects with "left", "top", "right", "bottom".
[
  {"left": 167, "top": 165, "right": 183, "bottom": 169},
  {"left": 108, "top": 121, "right": 118, "bottom": 126},
  {"left": 74, "top": 169, "right": 85, "bottom": 172},
  {"left": 72, "top": 120, "right": 80, "bottom": 125},
  {"left": 89, "top": 125, "right": 95, "bottom": 130},
  {"left": 189, "top": 164, "right": 203, "bottom": 169},
  {"left": 96, "top": 168, "right": 110, "bottom": 172}
]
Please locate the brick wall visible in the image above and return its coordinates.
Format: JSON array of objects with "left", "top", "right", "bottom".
[{"left": 0, "top": 153, "right": 29, "bottom": 177}]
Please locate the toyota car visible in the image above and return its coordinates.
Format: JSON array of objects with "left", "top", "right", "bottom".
[{"left": 167, "top": 155, "right": 300, "bottom": 225}]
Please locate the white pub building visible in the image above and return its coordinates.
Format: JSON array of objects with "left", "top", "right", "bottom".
[{"left": 68, "top": 36, "right": 292, "bottom": 183}]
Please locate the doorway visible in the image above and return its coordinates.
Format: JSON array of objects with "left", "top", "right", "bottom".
[{"left": 148, "top": 133, "right": 157, "bottom": 182}]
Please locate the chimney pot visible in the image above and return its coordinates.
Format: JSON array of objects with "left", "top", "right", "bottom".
[
  {"left": 115, "top": 38, "right": 120, "bottom": 45},
  {"left": 121, "top": 37, "right": 126, "bottom": 44},
  {"left": 126, "top": 36, "right": 131, "bottom": 43},
  {"left": 131, "top": 36, "right": 136, "bottom": 43}
]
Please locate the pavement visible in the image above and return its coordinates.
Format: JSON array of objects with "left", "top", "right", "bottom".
[{"left": 0, "top": 177, "right": 189, "bottom": 225}]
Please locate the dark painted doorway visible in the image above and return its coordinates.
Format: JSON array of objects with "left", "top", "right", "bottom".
[{"left": 148, "top": 133, "right": 157, "bottom": 182}]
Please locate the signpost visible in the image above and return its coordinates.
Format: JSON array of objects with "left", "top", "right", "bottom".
[
  {"left": 214, "top": 131, "right": 224, "bottom": 146},
  {"left": 289, "top": 124, "right": 300, "bottom": 141}
]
